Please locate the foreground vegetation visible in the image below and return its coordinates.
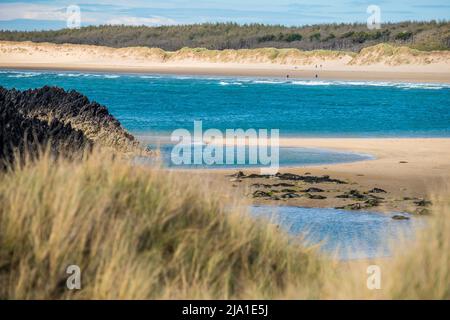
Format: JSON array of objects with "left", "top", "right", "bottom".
[
  {"left": 0, "top": 150, "right": 324, "bottom": 299},
  {"left": 0, "top": 150, "right": 448, "bottom": 299},
  {"left": 1, "top": 21, "right": 449, "bottom": 52}
]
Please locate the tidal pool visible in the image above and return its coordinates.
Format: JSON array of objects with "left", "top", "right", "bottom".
[
  {"left": 251, "top": 205, "right": 422, "bottom": 260},
  {"left": 136, "top": 143, "right": 373, "bottom": 169}
]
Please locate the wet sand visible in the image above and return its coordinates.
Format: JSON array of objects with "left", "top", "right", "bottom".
[{"left": 205, "top": 138, "right": 450, "bottom": 214}]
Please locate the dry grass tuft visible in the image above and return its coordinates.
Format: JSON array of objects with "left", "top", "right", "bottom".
[
  {"left": 0, "top": 150, "right": 448, "bottom": 299},
  {"left": 0, "top": 150, "right": 323, "bottom": 299}
]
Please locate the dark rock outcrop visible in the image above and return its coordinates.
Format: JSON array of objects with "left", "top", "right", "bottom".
[
  {"left": 280, "top": 189, "right": 297, "bottom": 193},
  {"left": 1, "top": 98, "right": 91, "bottom": 169},
  {"left": 0, "top": 86, "right": 140, "bottom": 169},
  {"left": 275, "top": 173, "right": 347, "bottom": 184},
  {"left": 230, "top": 171, "right": 347, "bottom": 184},
  {"left": 305, "top": 193, "right": 327, "bottom": 200},
  {"left": 335, "top": 198, "right": 381, "bottom": 210},
  {"left": 368, "top": 188, "right": 387, "bottom": 194},
  {"left": 336, "top": 189, "right": 384, "bottom": 201},
  {"left": 252, "top": 190, "right": 272, "bottom": 198},
  {"left": 0, "top": 86, "right": 139, "bottom": 154},
  {"left": 414, "top": 199, "right": 432, "bottom": 207},
  {"left": 392, "top": 215, "right": 410, "bottom": 220},
  {"left": 273, "top": 183, "right": 295, "bottom": 187},
  {"left": 336, "top": 189, "right": 366, "bottom": 200},
  {"left": 301, "top": 187, "right": 325, "bottom": 193},
  {"left": 280, "top": 193, "right": 301, "bottom": 199}
]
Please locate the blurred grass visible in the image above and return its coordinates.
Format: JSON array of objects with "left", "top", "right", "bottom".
[
  {"left": 0, "top": 150, "right": 324, "bottom": 299},
  {"left": 0, "top": 150, "right": 448, "bottom": 299}
]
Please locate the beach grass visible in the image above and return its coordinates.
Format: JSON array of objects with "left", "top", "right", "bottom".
[
  {"left": 0, "top": 150, "right": 448, "bottom": 299},
  {"left": 0, "top": 150, "right": 324, "bottom": 299}
]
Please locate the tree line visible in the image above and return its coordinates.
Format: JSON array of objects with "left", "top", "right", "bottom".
[{"left": 0, "top": 21, "right": 448, "bottom": 52}]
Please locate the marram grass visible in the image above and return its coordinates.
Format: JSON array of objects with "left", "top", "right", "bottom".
[
  {"left": 0, "top": 151, "right": 323, "bottom": 299},
  {"left": 0, "top": 151, "right": 448, "bottom": 299}
]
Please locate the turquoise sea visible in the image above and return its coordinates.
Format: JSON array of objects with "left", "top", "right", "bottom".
[{"left": 1, "top": 70, "right": 450, "bottom": 138}]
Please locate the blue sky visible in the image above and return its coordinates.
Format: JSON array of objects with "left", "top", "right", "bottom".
[{"left": 0, "top": 0, "right": 449, "bottom": 31}]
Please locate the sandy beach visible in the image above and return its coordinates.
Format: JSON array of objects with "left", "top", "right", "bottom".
[
  {"left": 207, "top": 138, "right": 450, "bottom": 214},
  {"left": 1, "top": 41, "right": 450, "bottom": 83}
]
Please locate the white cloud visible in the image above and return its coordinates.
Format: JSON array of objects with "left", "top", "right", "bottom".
[
  {"left": 106, "top": 16, "right": 177, "bottom": 26},
  {"left": 0, "top": 2, "right": 176, "bottom": 26},
  {"left": 0, "top": 3, "right": 67, "bottom": 21}
]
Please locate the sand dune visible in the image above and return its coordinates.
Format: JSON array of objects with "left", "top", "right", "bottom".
[
  {"left": 349, "top": 43, "right": 450, "bottom": 66},
  {"left": 1, "top": 41, "right": 449, "bottom": 82}
]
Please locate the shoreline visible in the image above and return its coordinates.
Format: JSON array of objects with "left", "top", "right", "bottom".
[
  {"left": 135, "top": 136, "right": 450, "bottom": 214},
  {"left": 194, "top": 137, "right": 450, "bottom": 214},
  {"left": 1, "top": 63, "right": 450, "bottom": 83}
]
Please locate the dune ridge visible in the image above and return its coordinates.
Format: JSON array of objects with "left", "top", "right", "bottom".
[
  {"left": 1, "top": 41, "right": 449, "bottom": 70},
  {"left": 348, "top": 43, "right": 450, "bottom": 65}
]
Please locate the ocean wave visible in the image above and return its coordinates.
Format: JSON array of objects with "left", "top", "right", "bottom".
[
  {"left": 219, "top": 81, "right": 243, "bottom": 86},
  {"left": 253, "top": 80, "right": 286, "bottom": 84},
  {"left": 335, "top": 81, "right": 393, "bottom": 87},
  {"left": 291, "top": 80, "right": 334, "bottom": 86},
  {"left": 335, "top": 81, "right": 448, "bottom": 90},
  {"left": 57, "top": 73, "right": 82, "bottom": 77},
  {"left": 54, "top": 72, "right": 121, "bottom": 79},
  {"left": 6, "top": 72, "right": 42, "bottom": 78},
  {"left": 172, "top": 75, "right": 196, "bottom": 80},
  {"left": 139, "top": 75, "right": 160, "bottom": 79},
  {"left": 104, "top": 74, "right": 120, "bottom": 79},
  {"left": 249, "top": 79, "right": 450, "bottom": 90},
  {"left": 396, "top": 83, "right": 445, "bottom": 90}
]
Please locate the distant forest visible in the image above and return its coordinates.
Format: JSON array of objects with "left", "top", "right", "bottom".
[{"left": 1, "top": 21, "right": 449, "bottom": 52}]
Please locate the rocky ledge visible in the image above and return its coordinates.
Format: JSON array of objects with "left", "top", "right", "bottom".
[
  {"left": 228, "top": 171, "right": 432, "bottom": 215},
  {"left": 1, "top": 86, "right": 140, "bottom": 168}
]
